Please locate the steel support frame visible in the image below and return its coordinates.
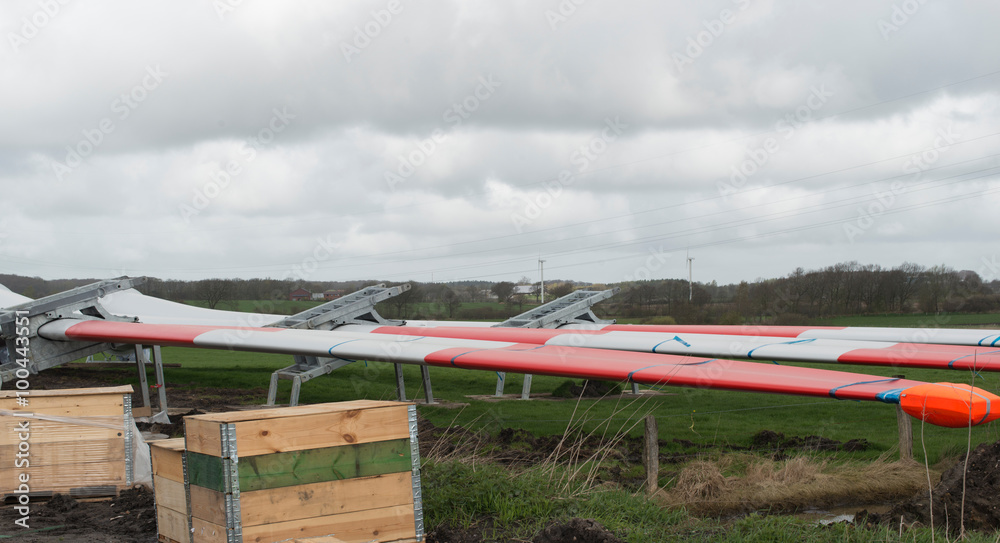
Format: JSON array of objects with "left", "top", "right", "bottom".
[{"left": 494, "top": 288, "right": 620, "bottom": 398}]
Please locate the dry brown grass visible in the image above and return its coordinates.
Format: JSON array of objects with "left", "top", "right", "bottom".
[{"left": 659, "top": 452, "right": 935, "bottom": 517}]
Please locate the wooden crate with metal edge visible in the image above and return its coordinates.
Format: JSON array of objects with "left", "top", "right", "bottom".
[
  {"left": 150, "top": 437, "right": 191, "bottom": 543},
  {"left": 0, "top": 385, "right": 137, "bottom": 499},
  {"left": 183, "top": 400, "right": 424, "bottom": 543}
]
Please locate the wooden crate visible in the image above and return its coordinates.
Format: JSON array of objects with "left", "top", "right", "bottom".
[
  {"left": 150, "top": 438, "right": 190, "bottom": 543},
  {"left": 184, "top": 400, "right": 423, "bottom": 543},
  {"left": 0, "top": 385, "right": 136, "bottom": 499}
]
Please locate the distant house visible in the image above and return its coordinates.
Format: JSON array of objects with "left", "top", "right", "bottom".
[
  {"left": 324, "top": 289, "right": 345, "bottom": 301},
  {"left": 311, "top": 292, "right": 325, "bottom": 301},
  {"left": 514, "top": 285, "right": 535, "bottom": 295},
  {"left": 289, "top": 288, "right": 311, "bottom": 301}
]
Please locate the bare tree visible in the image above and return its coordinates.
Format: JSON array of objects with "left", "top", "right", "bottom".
[
  {"left": 196, "top": 278, "right": 234, "bottom": 309},
  {"left": 442, "top": 287, "right": 463, "bottom": 318},
  {"left": 491, "top": 281, "right": 515, "bottom": 304}
]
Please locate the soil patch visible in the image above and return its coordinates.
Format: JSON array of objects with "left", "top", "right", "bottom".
[
  {"left": 748, "top": 430, "right": 871, "bottom": 458},
  {"left": 0, "top": 486, "right": 156, "bottom": 542},
  {"left": 858, "top": 440, "right": 1000, "bottom": 533},
  {"left": 24, "top": 366, "right": 267, "bottom": 414},
  {"left": 533, "top": 518, "right": 624, "bottom": 543}
]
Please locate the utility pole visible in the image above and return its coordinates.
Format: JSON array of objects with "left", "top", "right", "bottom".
[
  {"left": 539, "top": 259, "right": 546, "bottom": 303},
  {"left": 687, "top": 251, "right": 694, "bottom": 302}
]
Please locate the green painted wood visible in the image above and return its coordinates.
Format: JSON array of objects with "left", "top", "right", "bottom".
[
  {"left": 186, "top": 452, "right": 225, "bottom": 492},
  {"left": 239, "top": 438, "right": 411, "bottom": 492},
  {"left": 186, "top": 439, "right": 412, "bottom": 493}
]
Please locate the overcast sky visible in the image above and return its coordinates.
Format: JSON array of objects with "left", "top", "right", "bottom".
[{"left": 1, "top": 1, "right": 999, "bottom": 287}]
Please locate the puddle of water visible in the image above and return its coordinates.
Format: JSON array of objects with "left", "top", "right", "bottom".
[{"left": 795, "top": 504, "right": 892, "bottom": 525}]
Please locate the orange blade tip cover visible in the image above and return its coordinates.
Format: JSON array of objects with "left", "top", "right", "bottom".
[{"left": 898, "top": 383, "right": 1000, "bottom": 428}]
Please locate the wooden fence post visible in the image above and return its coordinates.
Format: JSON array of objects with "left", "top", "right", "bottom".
[
  {"left": 644, "top": 415, "right": 659, "bottom": 495},
  {"left": 894, "top": 374, "right": 913, "bottom": 461}
]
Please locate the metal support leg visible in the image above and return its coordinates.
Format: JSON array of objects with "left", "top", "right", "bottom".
[
  {"left": 267, "top": 372, "right": 279, "bottom": 406},
  {"left": 631, "top": 382, "right": 640, "bottom": 394},
  {"left": 494, "top": 372, "right": 505, "bottom": 397},
  {"left": 290, "top": 376, "right": 304, "bottom": 407},
  {"left": 151, "top": 345, "right": 170, "bottom": 423},
  {"left": 520, "top": 374, "right": 533, "bottom": 400},
  {"left": 394, "top": 363, "right": 407, "bottom": 402},
  {"left": 133, "top": 344, "right": 151, "bottom": 411},
  {"left": 420, "top": 365, "right": 436, "bottom": 405}
]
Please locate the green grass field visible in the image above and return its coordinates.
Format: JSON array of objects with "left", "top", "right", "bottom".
[
  {"left": 814, "top": 313, "right": 1000, "bottom": 327},
  {"left": 139, "top": 345, "right": 1000, "bottom": 466}
]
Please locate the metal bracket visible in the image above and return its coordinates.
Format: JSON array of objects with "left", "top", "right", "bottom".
[
  {"left": 123, "top": 394, "right": 134, "bottom": 486},
  {"left": 266, "top": 356, "right": 356, "bottom": 406},
  {"left": 493, "top": 288, "right": 619, "bottom": 398},
  {"left": 266, "top": 284, "right": 410, "bottom": 405},
  {"left": 0, "top": 277, "right": 144, "bottom": 383},
  {"left": 408, "top": 405, "right": 425, "bottom": 542},
  {"left": 220, "top": 423, "right": 242, "bottom": 543},
  {"left": 494, "top": 288, "right": 619, "bottom": 329},
  {"left": 266, "top": 283, "right": 409, "bottom": 330}
]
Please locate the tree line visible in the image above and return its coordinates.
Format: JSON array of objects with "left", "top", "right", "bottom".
[{"left": 4, "top": 261, "right": 999, "bottom": 324}]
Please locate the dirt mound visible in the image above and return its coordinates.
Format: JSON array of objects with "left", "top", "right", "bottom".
[
  {"left": 427, "top": 522, "right": 486, "bottom": 543},
  {"left": 533, "top": 518, "right": 624, "bottom": 543},
  {"left": 749, "top": 430, "right": 870, "bottom": 457},
  {"left": 137, "top": 408, "right": 205, "bottom": 438},
  {"left": 553, "top": 380, "right": 623, "bottom": 399},
  {"left": 859, "top": 440, "right": 1000, "bottom": 533}
]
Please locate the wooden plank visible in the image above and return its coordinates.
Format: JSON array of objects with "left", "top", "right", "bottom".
[
  {"left": 0, "top": 393, "right": 125, "bottom": 416},
  {"left": 0, "top": 385, "right": 133, "bottom": 399},
  {"left": 191, "top": 516, "right": 228, "bottom": 543},
  {"left": 188, "top": 483, "right": 227, "bottom": 527},
  {"left": 151, "top": 437, "right": 186, "bottom": 452},
  {"left": 189, "top": 400, "right": 404, "bottom": 423},
  {"left": 185, "top": 405, "right": 410, "bottom": 457},
  {"left": 1, "top": 460, "right": 126, "bottom": 494},
  {"left": 157, "top": 505, "right": 190, "bottom": 543},
  {"left": 183, "top": 417, "right": 223, "bottom": 458},
  {"left": 293, "top": 538, "right": 347, "bottom": 543},
  {"left": 187, "top": 439, "right": 411, "bottom": 493},
  {"left": 193, "top": 506, "right": 418, "bottom": 543},
  {"left": 151, "top": 438, "right": 186, "bottom": 483},
  {"left": 242, "top": 504, "right": 416, "bottom": 543},
  {"left": 242, "top": 472, "right": 413, "bottom": 526},
  {"left": 0, "top": 420, "right": 123, "bottom": 446},
  {"left": 0, "top": 439, "right": 124, "bottom": 468},
  {"left": 154, "top": 475, "right": 187, "bottom": 513},
  {"left": 190, "top": 472, "right": 413, "bottom": 527}
]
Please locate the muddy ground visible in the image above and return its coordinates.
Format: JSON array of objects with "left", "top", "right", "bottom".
[{"left": 858, "top": 440, "right": 1000, "bottom": 534}]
